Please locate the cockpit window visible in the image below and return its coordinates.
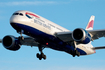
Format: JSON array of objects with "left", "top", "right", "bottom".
[
  {"left": 13, "top": 13, "right": 23, "bottom": 16},
  {"left": 13, "top": 13, "right": 19, "bottom": 15},
  {"left": 19, "top": 13, "right": 23, "bottom": 16}
]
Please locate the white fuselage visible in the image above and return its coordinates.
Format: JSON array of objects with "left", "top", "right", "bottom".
[
  {"left": 10, "top": 10, "right": 69, "bottom": 35},
  {"left": 10, "top": 10, "right": 95, "bottom": 55}
]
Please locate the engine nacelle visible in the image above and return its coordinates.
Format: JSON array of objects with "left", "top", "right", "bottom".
[
  {"left": 72, "top": 28, "right": 91, "bottom": 44},
  {"left": 2, "top": 35, "right": 21, "bottom": 51}
]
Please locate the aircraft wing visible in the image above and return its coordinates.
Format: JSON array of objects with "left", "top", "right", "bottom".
[
  {"left": 0, "top": 37, "right": 39, "bottom": 47},
  {"left": 55, "top": 29, "right": 105, "bottom": 42},
  {"left": 87, "top": 29, "right": 105, "bottom": 40},
  {"left": 19, "top": 36, "right": 39, "bottom": 46},
  {"left": 55, "top": 31, "right": 73, "bottom": 42}
]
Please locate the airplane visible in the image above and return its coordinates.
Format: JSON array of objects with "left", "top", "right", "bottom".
[{"left": 0, "top": 10, "right": 105, "bottom": 60}]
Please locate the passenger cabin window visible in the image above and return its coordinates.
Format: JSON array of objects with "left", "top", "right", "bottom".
[{"left": 13, "top": 13, "right": 23, "bottom": 16}]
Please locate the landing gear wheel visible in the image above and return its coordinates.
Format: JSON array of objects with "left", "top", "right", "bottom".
[
  {"left": 71, "top": 50, "right": 75, "bottom": 57},
  {"left": 36, "top": 53, "right": 40, "bottom": 58},
  {"left": 36, "top": 53, "right": 42, "bottom": 60},
  {"left": 75, "top": 50, "right": 80, "bottom": 57},
  {"left": 76, "top": 51, "right": 80, "bottom": 57},
  {"left": 39, "top": 56, "right": 42, "bottom": 60},
  {"left": 72, "top": 54, "right": 76, "bottom": 57},
  {"left": 42, "top": 54, "right": 46, "bottom": 60},
  {"left": 36, "top": 53, "right": 46, "bottom": 60},
  {"left": 71, "top": 50, "right": 80, "bottom": 57}
]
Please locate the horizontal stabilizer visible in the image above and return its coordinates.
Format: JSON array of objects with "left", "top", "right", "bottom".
[
  {"left": 92, "top": 46, "right": 105, "bottom": 50},
  {"left": 0, "top": 39, "right": 2, "bottom": 43}
]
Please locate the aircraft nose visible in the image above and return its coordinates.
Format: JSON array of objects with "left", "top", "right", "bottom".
[{"left": 10, "top": 15, "right": 19, "bottom": 23}]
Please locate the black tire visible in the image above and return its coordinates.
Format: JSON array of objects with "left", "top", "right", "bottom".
[
  {"left": 39, "top": 56, "right": 42, "bottom": 60},
  {"left": 41, "top": 53, "right": 46, "bottom": 60},
  {"left": 36, "top": 53, "right": 42, "bottom": 60},
  {"left": 43, "top": 55, "right": 46, "bottom": 60},
  {"left": 73, "top": 51, "right": 76, "bottom": 57},
  {"left": 72, "top": 54, "right": 75, "bottom": 57},
  {"left": 36, "top": 53, "right": 40, "bottom": 58},
  {"left": 77, "top": 52, "right": 80, "bottom": 57},
  {"left": 75, "top": 50, "right": 78, "bottom": 54}
]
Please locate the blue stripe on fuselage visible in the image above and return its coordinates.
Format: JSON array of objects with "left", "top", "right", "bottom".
[{"left": 10, "top": 23, "right": 87, "bottom": 55}]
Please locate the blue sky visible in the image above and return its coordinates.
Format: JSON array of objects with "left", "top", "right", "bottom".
[{"left": 0, "top": 0, "right": 105, "bottom": 70}]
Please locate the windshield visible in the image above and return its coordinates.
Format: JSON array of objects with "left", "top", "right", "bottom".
[{"left": 13, "top": 13, "right": 23, "bottom": 16}]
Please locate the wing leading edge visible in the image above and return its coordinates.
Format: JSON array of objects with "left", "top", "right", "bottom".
[
  {"left": 88, "top": 29, "right": 105, "bottom": 40},
  {"left": 55, "top": 29, "right": 105, "bottom": 42},
  {"left": 0, "top": 37, "right": 39, "bottom": 47},
  {"left": 20, "top": 36, "right": 39, "bottom": 46},
  {"left": 55, "top": 31, "right": 73, "bottom": 42}
]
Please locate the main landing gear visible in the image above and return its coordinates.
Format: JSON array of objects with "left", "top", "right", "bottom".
[
  {"left": 71, "top": 50, "right": 80, "bottom": 57},
  {"left": 36, "top": 44, "right": 46, "bottom": 60},
  {"left": 17, "top": 30, "right": 46, "bottom": 60},
  {"left": 70, "top": 41, "right": 80, "bottom": 57}
]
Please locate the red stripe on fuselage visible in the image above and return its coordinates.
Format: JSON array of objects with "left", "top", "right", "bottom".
[{"left": 25, "top": 12, "right": 40, "bottom": 18}]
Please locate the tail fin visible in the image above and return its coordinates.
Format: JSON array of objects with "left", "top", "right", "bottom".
[{"left": 86, "top": 15, "right": 95, "bottom": 30}]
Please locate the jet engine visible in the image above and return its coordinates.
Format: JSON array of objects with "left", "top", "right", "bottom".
[
  {"left": 2, "top": 35, "right": 21, "bottom": 51},
  {"left": 72, "top": 28, "right": 91, "bottom": 44}
]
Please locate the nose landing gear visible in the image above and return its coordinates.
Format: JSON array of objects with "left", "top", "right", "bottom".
[{"left": 17, "top": 30, "right": 24, "bottom": 40}]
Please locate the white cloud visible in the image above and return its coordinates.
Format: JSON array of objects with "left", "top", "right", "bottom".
[{"left": 0, "top": 1, "right": 70, "bottom": 6}]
